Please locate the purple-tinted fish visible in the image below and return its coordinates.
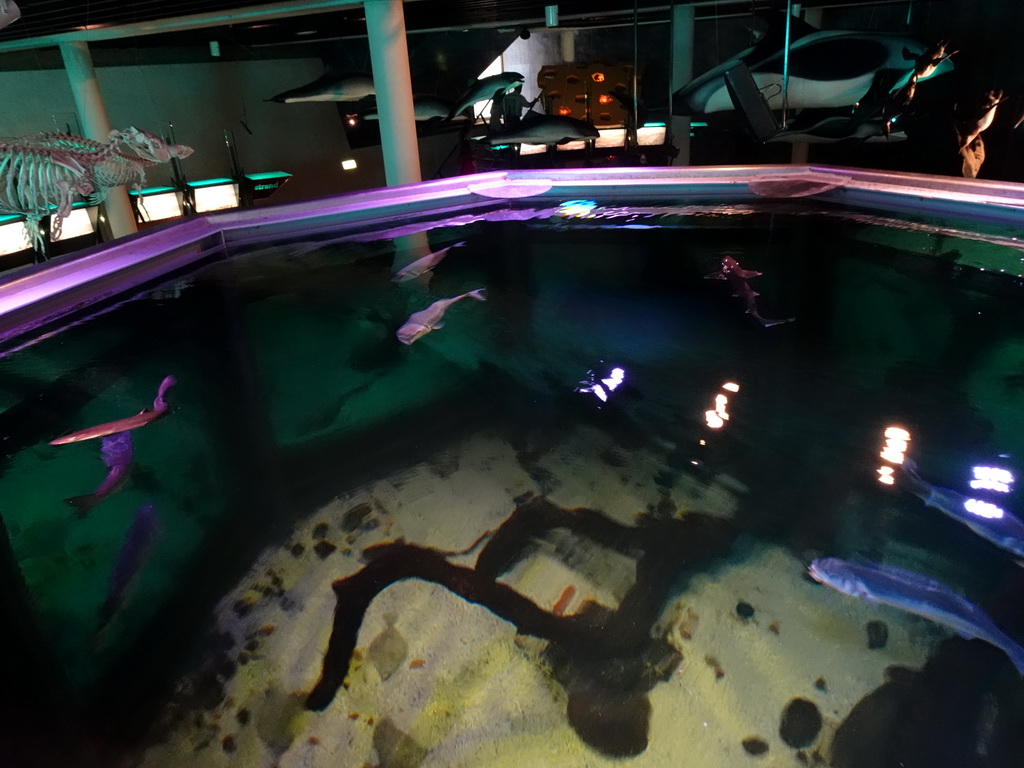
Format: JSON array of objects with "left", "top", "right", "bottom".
[
  {"left": 50, "top": 375, "right": 176, "bottom": 445},
  {"left": 65, "top": 430, "right": 133, "bottom": 518},
  {"left": 392, "top": 241, "right": 464, "bottom": 284},
  {"left": 98, "top": 502, "right": 159, "bottom": 633},
  {"left": 396, "top": 288, "right": 487, "bottom": 345}
]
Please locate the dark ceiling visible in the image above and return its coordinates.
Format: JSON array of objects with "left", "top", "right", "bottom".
[{"left": 0, "top": 0, "right": 928, "bottom": 51}]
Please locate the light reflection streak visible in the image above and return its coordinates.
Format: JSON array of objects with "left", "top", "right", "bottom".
[{"left": 877, "top": 425, "right": 910, "bottom": 482}]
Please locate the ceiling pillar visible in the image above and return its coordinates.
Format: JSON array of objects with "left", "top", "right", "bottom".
[
  {"left": 364, "top": 0, "right": 421, "bottom": 187},
  {"left": 59, "top": 40, "right": 138, "bottom": 239}
]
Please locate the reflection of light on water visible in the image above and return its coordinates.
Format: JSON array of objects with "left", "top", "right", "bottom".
[
  {"left": 878, "top": 425, "right": 910, "bottom": 482},
  {"left": 575, "top": 364, "right": 626, "bottom": 404},
  {"left": 704, "top": 381, "right": 737, "bottom": 429},
  {"left": 879, "top": 426, "right": 909, "bottom": 465},
  {"left": 558, "top": 199, "right": 598, "bottom": 217},
  {"left": 965, "top": 498, "right": 1005, "bottom": 519},
  {"left": 971, "top": 466, "right": 1014, "bottom": 493}
]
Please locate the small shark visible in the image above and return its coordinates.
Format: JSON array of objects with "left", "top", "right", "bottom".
[
  {"left": 65, "top": 431, "right": 133, "bottom": 518},
  {"left": 480, "top": 114, "right": 599, "bottom": 146},
  {"left": 396, "top": 289, "right": 486, "bottom": 345},
  {"left": 361, "top": 96, "right": 459, "bottom": 122},
  {"left": 705, "top": 255, "right": 794, "bottom": 327},
  {"left": 269, "top": 72, "right": 375, "bottom": 103},
  {"left": 447, "top": 72, "right": 524, "bottom": 120},
  {"left": 809, "top": 557, "right": 1024, "bottom": 675},
  {"left": 97, "top": 502, "right": 160, "bottom": 635},
  {"left": 392, "top": 242, "right": 464, "bottom": 283},
  {"left": 901, "top": 459, "right": 1024, "bottom": 561},
  {"left": 50, "top": 375, "right": 176, "bottom": 445}
]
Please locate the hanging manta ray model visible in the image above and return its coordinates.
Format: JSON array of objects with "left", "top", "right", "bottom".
[{"left": 0, "top": 127, "right": 192, "bottom": 250}]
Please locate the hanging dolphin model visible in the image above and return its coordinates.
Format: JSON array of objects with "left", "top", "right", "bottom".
[
  {"left": 359, "top": 96, "right": 460, "bottom": 122},
  {"left": 809, "top": 557, "right": 1024, "bottom": 676},
  {"left": 269, "top": 72, "right": 375, "bottom": 103},
  {"left": 673, "top": 15, "right": 954, "bottom": 115},
  {"left": 447, "top": 72, "right": 525, "bottom": 120},
  {"left": 765, "top": 114, "right": 906, "bottom": 143},
  {"left": 479, "top": 114, "right": 599, "bottom": 146},
  {"left": 0, "top": 0, "right": 20, "bottom": 31}
]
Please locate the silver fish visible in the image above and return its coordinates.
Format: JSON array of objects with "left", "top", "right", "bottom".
[
  {"left": 481, "top": 114, "right": 599, "bottom": 146},
  {"left": 902, "top": 459, "right": 1024, "bottom": 561},
  {"left": 396, "top": 289, "right": 486, "bottom": 345},
  {"left": 269, "top": 72, "right": 375, "bottom": 103},
  {"left": 65, "top": 430, "right": 133, "bottom": 518},
  {"left": 392, "top": 242, "right": 464, "bottom": 283},
  {"left": 98, "top": 503, "right": 160, "bottom": 632},
  {"left": 809, "top": 556, "right": 1024, "bottom": 675},
  {"left": 447, "top": 72, "right": 524, "bottom": 120}
]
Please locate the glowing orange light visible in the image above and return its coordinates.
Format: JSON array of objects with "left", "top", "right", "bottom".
[
  {"left": 557, "top": 107, "right": 572, "bottom": 116},
  {"left": 598, "top": 94, "right": 614, "bottom": 105},
  {"left": 722, "top": 382, "right": 740, "bottom": 393},
  {"left": 592, "top": 73, "right": 605, "bottom": 82}
]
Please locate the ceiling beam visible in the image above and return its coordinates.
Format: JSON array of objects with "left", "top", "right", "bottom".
[{"left": 0, "top": 0, "right": 379, "bottom": 53}]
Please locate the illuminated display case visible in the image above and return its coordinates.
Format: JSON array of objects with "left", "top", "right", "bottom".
[{"left": 537, "top": 62, "right": 636, "bottom": 127}]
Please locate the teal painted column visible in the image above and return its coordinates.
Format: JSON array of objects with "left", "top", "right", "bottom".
[
  {"left": 670, "top": 4, "right": 695, "bottom": 165},
  {"left": 364, "top": 0, "right": 421, "bottom": 186},
  {"left": 59, "top": 40, "right": 138, "bottom": 239}
]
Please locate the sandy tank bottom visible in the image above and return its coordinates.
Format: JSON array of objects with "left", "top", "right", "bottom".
[{"left": 137, "top": 426, "right": 936, "bottom": 768}]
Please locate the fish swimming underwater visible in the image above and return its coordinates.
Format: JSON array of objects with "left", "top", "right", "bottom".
[
  {"left": 269, "top": 71, "right": 375, "bottom": 103},
  {"left": 98, "top": 502, "right": 160, "bottom": 634},
  {"left": 480, "top": 114, "right": 599, "bottom": 146},
  {"left": 447, "top": 72, "right": 524, "bottom": 120},
  {"left": 705, "top": 255, "right": 794, "bottom": 327},
  {"left": 808, "top": 556, "right": 1024, "bottom": 675},
  {"left": 50, "top": 375, "right": 175, "bottom": 445},
  {"left": 396, "top": 289, "right": 486, "bottom": 345},
  {"left": 392, "top": 242, "right": 465, "bottom": 283},
  {"left": 901, "top": 459, "right": 1024, "bottom": 561},
  {"left": 65, "top": 431, "right": 133, "bottom": 518}
]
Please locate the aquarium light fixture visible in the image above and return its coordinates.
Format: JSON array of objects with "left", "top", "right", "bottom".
[
  {"left": 136, "top": 191, "right": 183, "bottom": 223},
  {"left": 0, "top": 218, "right": 31, "bottom": 255},
  {"left": 50, "top": 207, "right": 94, "bottom": 241}
]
